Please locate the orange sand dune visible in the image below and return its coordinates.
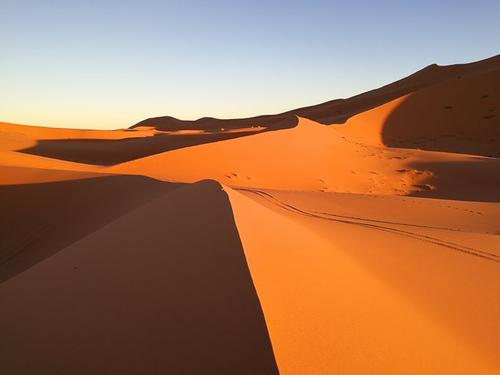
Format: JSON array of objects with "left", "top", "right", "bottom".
[
  {"left": 241, "top": 189, "right": 500, "bottom": 235},
  {"left": 1, "top": 121, "right": 270, "bottom": 166},
  {"left": 0, "top": 121, "right": 158, "bottom": 147},
  {"left": 339, "top": 68, "right": 500, "bottom": 156},
  {"left": 1, "top": 54, "right": 500, "bottom": 374},
  {"left": 226, "top": 186, "right": 500, "bottom": 374},
  {"left": 0, "top": 121, "right": 147, "bottom": 172},
  {"left": 112, "top": 117, "right": 500, "bottom": 201},
  {"left": 114, "top": 117, "right": 427, "bottom": 194},
  {"left": 134, "top": 54, "right": 500, "bottom": 131},
  {"left": 0, "top": 180, "right": 278, "bottom": 374}
]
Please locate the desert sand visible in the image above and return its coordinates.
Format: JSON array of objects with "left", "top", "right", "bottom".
[{"left": 1, "top": 55, "right": 499, "bottom": 374}]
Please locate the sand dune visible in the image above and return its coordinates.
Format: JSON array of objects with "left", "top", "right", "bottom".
[
  {"left": 0, "top": 174, "right": 182, "bottom": 281},
  {"left": 133, "top": 54, "right": 500, "bottom": 132},
  {"left": 114, "top": 117, "right": 433, "bottom": 194},
  {"left": 0, "top": 165, "right": 104, "bottom": 185},
  {"left": 1, "top": 55, "right": 499, "bottom": 374},
  {"left": 339, "top": 68, "right": 500, "bottom": 157},
  {"left": 112, "top": 116, "right": 500, "bottom": 201},
  {"left": 226, "top": 186, "right": 500, "bottom": 374},
  {"left": 0, "top": 181, "right": 277, "bottom": 374},
  {"left": 1, "top": 121, "right": 267, "bottom": 166}
]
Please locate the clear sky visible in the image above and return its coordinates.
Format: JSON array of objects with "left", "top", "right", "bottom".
[{"left": 2, "top": 0, "right": 499, "bottom": 129}]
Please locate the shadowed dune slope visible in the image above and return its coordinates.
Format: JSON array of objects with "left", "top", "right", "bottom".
[
  {"left": 408, "top": 158, "right": 500, "bottom": 202},
  {"left": 0, "top": 122, "right": 140, "bottom": 172},
  {"left": 224, "top": 186, "right": 500, "bottom": 374},
  {"left": 1, "top": 120, "right": 268, "bottom": 166},
  {"left": 330, "top": 67, "right": 500, "bottom": 158},
  {"left": 0, "top": 180, "right": 278, "bottom": 374},
  {"left": 383, "top": 68, "right": 500, "bottom": 156},
  {"left": 336, "top": 67, "right": 500, "bottom": 157},
  {"left": 17, "top": 128, "right": 269, "bottom": 166},
  {"left": 133, "top": 54, "right": 500, "bottom": 131},
  {"left": 0, "top": 175, "right": 182, "bottom": 282}
]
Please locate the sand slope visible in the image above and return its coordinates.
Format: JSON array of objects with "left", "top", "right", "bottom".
[
  {"left": 0, "top": 174, "right": 181, "bottom": 282},
  {"left": 1, "top": 54, "right": 500, "bottom": 374},
  {"left": 112, "top": 116, "right": 500, "bottom": 201},
  {"left": 1, "top": 121, "right": 267, "bottom": 166},
  {"left": 113, "top": 117, "right": 433, "bottom": 194},
  {"left": 0, "top": 180, "right": 278, "bottom": 374},
  {"left": 225, "top": 186, "right": 500, "bottom": 374},
  {"left": 339, "top": 68, "right": 500, "bottom": 157}
]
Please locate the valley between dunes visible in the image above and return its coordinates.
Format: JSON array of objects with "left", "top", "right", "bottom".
[{"left": 1, "top": 55, "right": 500, "bottom": 374}]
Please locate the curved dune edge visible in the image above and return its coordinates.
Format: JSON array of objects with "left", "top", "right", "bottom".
[
  {"left": 338, "top": 67, "right": 500, "bottom": 157},
  {"left": 223, "top": 185, "right": 500, "bottom": 374},
  {"left": 0, "top": 174, "right": 185, "bottom": 281},
  {"left": 0, "top": 180, "right": 279, "bottom": 374},
  {"left": 110, "top": 117, "right": 432, "bottom": 193}
]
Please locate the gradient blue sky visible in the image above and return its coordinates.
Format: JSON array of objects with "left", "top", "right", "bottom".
[{"left": 2, "top": 0, "right": 499, "bottom": 129}]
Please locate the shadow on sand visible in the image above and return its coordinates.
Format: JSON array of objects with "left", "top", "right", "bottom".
[
  {"left": 17, "top": 127, "right": 275, "bottom": 166},
  {"left": 0, "top": 175, "right": 181, "bottom": 281},
  {"left": 407, "top": 158, "right": 500, "bottom": 202},
  {"left": 381, "top": 76, "right": 500, "bottom": 157},
  {"left": 0, "top": 178, "right": 278, "bottom": 374}
]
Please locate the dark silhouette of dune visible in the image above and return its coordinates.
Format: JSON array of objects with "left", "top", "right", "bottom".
[
  {"left": 0, "top": 180, "right": 278, "bottom": 374},
  {"left": 134, "top": 113, "right": 298, "bottom": 132},
  {"left": 0, "top": 175, "right": 182, "bottom": 282}
]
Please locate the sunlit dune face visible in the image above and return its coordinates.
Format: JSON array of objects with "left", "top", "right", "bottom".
[
  {"left": 225, "top": 186, "right": 500, "bottom": 374},
  {"left": 109, "top": 117, "right": 440, "bottom": 195},
  {"left": 159, "top": 126, "right": 266, "bottom": 135}
]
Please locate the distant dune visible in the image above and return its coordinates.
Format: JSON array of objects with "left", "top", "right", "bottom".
[
  {"left": 133, "top": 54, "right": 500, "bottom": 140},
  {"left": 1, "top": 54, "right": 499, "bottom": 374}
]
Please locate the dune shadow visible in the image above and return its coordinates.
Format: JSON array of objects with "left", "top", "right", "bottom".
[
  {"left": 0, "top": 175, "right": 182, "bottom": 282},
  {"left": 407, "top": 158, "right": 500, "bottom": 202},
  {"left": 381, "top": 77, "right": 500, "bottom": 157},
  {"left": 0, "top": 180, "right": 279, "bottom": 374},
  {"left": 17, "top": 127, "right": 276, "bottom": 166}
]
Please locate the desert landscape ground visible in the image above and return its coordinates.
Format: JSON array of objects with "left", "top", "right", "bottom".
[{"left": 1, "top": 55, "right": 500, "bottom": 374}]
